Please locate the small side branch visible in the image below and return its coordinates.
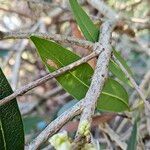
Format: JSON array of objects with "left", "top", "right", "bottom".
[
  {"left": 0, "top": 31, "right": 93, "bottom": 49},
  {"left": 113, "top": 55, "right": 150, "bottom": 111},
  {"left": 0, "top": 50, "right": 102, "bottom": 106}
]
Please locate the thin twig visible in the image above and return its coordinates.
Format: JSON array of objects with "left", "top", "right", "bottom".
[
  {"left": 75, "top": 20, "right": 116, "bottom": 141},
  {"left": 87, "top": 0, "right": 118, "bottom": 20},
  {"left": 113, "top": 56, "right": 150, "bottom": 137},
  {"left": 12, "top": 40, "right": 28, "bottom": 89},
  {"left": 113, "top": 55, "right": 150, "bottom": 111},
  {"left": 99, "top": 124, "right": 127, "bottom": 150},
  {"left": 130, "top": 71, "right": 150, "bottom": 102},
  {"left": 0, "top": 50, "right": 102, "bottom": 106},
  {"left": 0, "top": 31, "right": 93, "bottom": 49},
  {"left": 12, "top": 21, "right": 41, "bottom": 89}
]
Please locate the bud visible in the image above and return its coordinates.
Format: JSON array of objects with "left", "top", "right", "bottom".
[{"left": 78, "top": 120, "right": 90, "bottom": 136}]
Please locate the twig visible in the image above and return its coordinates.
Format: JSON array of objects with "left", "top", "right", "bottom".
[
  {"left": 87, "top": 0, "right": 118, "bottom": 20},
  {"left": 87, "top": 0, "right": 135, "bottom": 38},
  {"left": 0, "top": 50, "right": 102, "bottom": 106},
  {"left": 120, "top": 0, "right": 142, "bottom": 10},
  {"left": 0, "top": 31, "right": 93, "bottom": 49},
  {"left": 130, "top": 71, "right": 150, "bottom": 102},
  {"left": 12, "top": 40, "right": 28, "bottom": 89},
  {"left": 113, "top": 56, "right": 150, "bottom": 137},
  {"left": 26, "top": 100, "right": 84, "bottom": 150},
  {"left": 99, "top": 124, "right": 127, "bottom": 150},
  {"left": 12, "top": 21, "right": 42, "bottom": 89},
  {"left": 75, "top": 20, "right": 116, "bottom": 141},
  {"left": 113, "top": 55, "right": 150, "bottom": 111}
]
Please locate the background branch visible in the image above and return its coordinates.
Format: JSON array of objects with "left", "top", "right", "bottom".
[{"left": 0, "top": 31, "right": 93, "bottom": 49}]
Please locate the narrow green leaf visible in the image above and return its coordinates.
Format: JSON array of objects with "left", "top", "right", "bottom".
[
  {"left": 109, "top": 60, "right": 131, "bottom": 86},
  {"left": 98, "top": 78, "right": 129, "bottom": 112},
  {"left": 69, "top": 0, "right": 99, "bottom": 42},
  {"left": 113, "top": 49, "right": 133, "bottom": 76},
  {"left": 0, "top": 68, "right": 24, "bottom": 150},
  {"left": 69, "top": 0, "right": 132, "bottom": 85},
  {"left": 30, "top": 36, "right": 129, "bottom": 112},
  {"left": 127, "top": 120, "right": 138, "bottom": 150}
]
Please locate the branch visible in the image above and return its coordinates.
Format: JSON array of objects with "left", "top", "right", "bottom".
[
  {"left": 112, "top": 59, "right": 150, "bottom": 137},
  {"left": 86, "top": 0, "right": 135, "bottom": 37},
  {"left": 12, "top": 40, "right": 28, "bottom": 89},
  {"left": 87, "top": 0, "right": 118, "bottom": 20},
  {"left": 0, "top": 31, "right": 93, "bottom": 49},
  {"left": 26, "top": 100, "right": 84, "bottom": 150},
  {"left": 113, "top": 55, "right": 150, "bottom": 111},
  {"left": 75, "top": 20, "right": 116, "bottom": 141},
  {"left": 119, "top": 0, "right": 142, "bottom": 10},
  {"left": 0, "top": 50, "right": 103, "bottom": 106},
  {"left": 99, "top": 124, "right": 127, "bottom": 150},
  {"left": 130, "top": 71, "right": 150, "bottom": 102}
]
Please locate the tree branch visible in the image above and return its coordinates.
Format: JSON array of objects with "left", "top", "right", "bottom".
[
  {"left": 0, "top": 31, "right": 93, "bottom": 49},
  {"left": 75, "top": 20, "right": 116, "bottom": 141},
  {"left": 87, "top": 0, "right": 118, "bottom": 20},
  {"left": 0, "top": 50, "right": 103, "bottom": 106}
]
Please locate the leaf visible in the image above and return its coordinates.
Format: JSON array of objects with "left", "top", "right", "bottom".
[
  {"left": 69, "top": 0, "right": 99, "bottom": 42},
  {"left": 110, "top": 49, "right": 133, "bottom": 86},
  {"left": 98, "top": 78, "right": 129, "bottom": 112},
  {"left": 69, "top": 0, "right": 132, "bottom": 85},
  {"left": 127, "top": 120, "right": 138, "bottom": 150},
  {"left": 113, "top": 49, "right": 133, "bottom": 76},
  {"left": 109, "top": 60, "right": 131, "bottom": 86},
  {"left": 30, "top": 36, "right": 129, "bottom": 112},
  {"left": 0, "top": 68, "right": 24, "bottom": 149}
]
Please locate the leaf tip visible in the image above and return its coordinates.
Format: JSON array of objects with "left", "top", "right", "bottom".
[{"left": 29, "top": 35, "right": 38, "bottom": 41}]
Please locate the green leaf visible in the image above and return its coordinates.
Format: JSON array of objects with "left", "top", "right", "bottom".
[
  {"left": 110, "top": 49, "right": 133, "bottom": 86},
  {"left": 98, "top": 78, "right": 129, "bottom": 112},
  {"left": 109, "top": 60, "right": 131, "bottom": 86},
  {"left": 127, "top": 120, "right": 138, "bottom": 150},
  {"left": 69, "top": 0, "right": 132, "bottom": 85},
  {"left": 113, "top": 49, "right": 133, "bottom": 76},
  {"left": 30, "top": 36, "right": 129, "bottom": 112},
  {"left": 0, "top": 68, "right": 24, "bottom": 150},
  {"left": 69, "top": 0, "right": 99, "bottom": 42}
]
